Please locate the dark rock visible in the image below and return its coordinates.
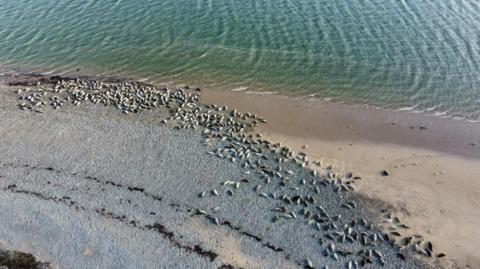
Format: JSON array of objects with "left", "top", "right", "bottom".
[{"left": 380, "top": 170, "right": 389, "bottom": 176}]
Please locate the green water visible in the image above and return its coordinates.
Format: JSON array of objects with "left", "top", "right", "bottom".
[{"left": 1, "top": 0, "right": 480, "bottom": 120}]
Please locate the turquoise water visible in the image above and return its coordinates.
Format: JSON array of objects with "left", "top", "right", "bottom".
[{"left": 1, "top": 0, "right": 480, "bottom": 120}]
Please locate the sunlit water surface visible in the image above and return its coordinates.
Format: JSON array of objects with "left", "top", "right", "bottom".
[{"left": 1, "top": 0, "right": 480, "bottom": 120}]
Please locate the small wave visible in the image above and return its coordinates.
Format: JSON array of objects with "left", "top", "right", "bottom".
[
  {"left": 231, "top": 86, "right": 248, "bottom": 92},
  {"left": 434, "top": 111, "right": 448, "bottom": 116},
  {"left": 245, "top": 91, "right": 277, "bottom": 95},
  {"left": 396, "top": 105, "right": 419, "bottom": 111},
  {"left": 40, "top": 70, "right": 57, "bottom": 75},
  {"left": 452, "top": 116, "right": 466, "bottom": 121},
  {"left": 159, "top": 81, "right": 175, "bottom": 85}
]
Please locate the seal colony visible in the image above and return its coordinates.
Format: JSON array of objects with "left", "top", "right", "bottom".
[{"left": 0, "top": 75, "right": 448, "bottom": 268}]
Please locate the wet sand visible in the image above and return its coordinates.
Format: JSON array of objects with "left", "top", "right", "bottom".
[{"left": 202, "top": 89, "right": 480, "bottom": 268}]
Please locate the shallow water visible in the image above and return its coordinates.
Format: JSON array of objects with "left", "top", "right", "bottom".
[{"left": 1, "top": 0, "right": 480, "bottom": 120}]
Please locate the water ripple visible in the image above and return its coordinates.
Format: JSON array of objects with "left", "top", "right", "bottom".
[{"left": 0, "top": 0, "right": 479, "bottom": 120}]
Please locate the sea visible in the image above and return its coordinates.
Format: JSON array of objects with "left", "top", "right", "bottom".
[{"left": 1, "top": 0, "right": 480, "bottom": 121}]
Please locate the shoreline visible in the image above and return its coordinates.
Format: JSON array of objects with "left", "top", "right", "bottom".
[
  {"left": 4, "top": 69, "right": 479, "bottom": 159},
  {"left": 0, "top": 70, "right": 478, "bottom": 268},
  {"left": 2, "top": 63, "right": 480, "bottom": 125},
  {"left": 202, "top": 89, "right": 480, "bottom": 160}
]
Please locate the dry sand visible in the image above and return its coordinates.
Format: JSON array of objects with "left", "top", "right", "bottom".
[{"left": 202, "top": 89, "right": 480, "bottom": 268}]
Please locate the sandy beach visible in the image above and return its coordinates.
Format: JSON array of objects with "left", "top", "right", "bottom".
[
  {"left": 0, "top": 72, "right": 475, "bottom": 269},
  {"left": 202, "top": 89, "right": 480, "bottom": 268}
]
